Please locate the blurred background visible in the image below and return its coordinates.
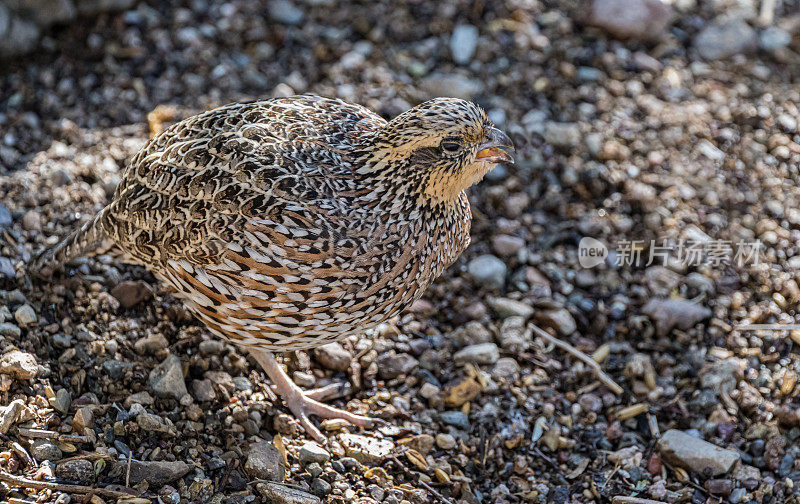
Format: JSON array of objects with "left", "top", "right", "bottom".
[{"left": 1, "top": 0, "right": 800, "bottom": 503}]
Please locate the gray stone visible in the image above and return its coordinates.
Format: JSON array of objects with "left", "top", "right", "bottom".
[
  {"left": 50, "top": 388, "right": 70, "bottom": 414},
  {"left": 577, "top": 66, "right": 602, "bottom": 81},
  {"left": 419, "top": 73, "right": 482, "bottom": 100},
  {"left": 453, "top": 321, "right": 493, "bottom": 346},
  {"left": 491, "top": 357, "right": 521, "bottom": 380},
  {"left": 13, "top": 304, "right": 35, "bottom": 325},
  {"left": 586, "top": 0, "right": 672, "bottom": 40},
  {"left": 0, "top": 258, "right": 14, "bottom": 279},
  {"left": 306, "top": 462, "right": 322, "bottom": 478},
  {"left": 631, "top": 51, "right": 662, "bottom": 72},
  {"left": 705, "top": 478, "right": 732, "bottom": 496},
  {"left": 191, "top": 379, "right": 216, "bottom": 402},
  {"left": 134, "top": 332, "right": 168, "bottom": 355},
  {"left": 269, "top": 0, "right": 304, "bottom": 25},
  {"left": 450, "top": 24, "right": 478, "bottom": 65},
  {"left": 233, "top": 376, "right": 252, "bottom": 391},
  {"left": 467, "top": 255, "right": 506, "bottom": 290},
  {"left": 103, "top": 359, "right": 132, "bottom": 380},
  {"left": 453, "top": 343, "right": 500, "bottom": 366},
  {"left": 339, "top": 433, "right": 394, "bottom": 465},
  {"left": 245, "top": 441, "right": 285, "bottom": 481},
  {"left": 642, "top": 298, "right": 712, "bottom": 337},
  {"left": 124, "top": 391, "right": 154, "bottom": 408},
  {"left": 759, "top": 26, "right": 791, "bottom": 51},
  {"left": 256, "top": 481, "right": 321, "bottom": 504},
  {"left": 52, "top": 333, "right": 72, "bottom": 348},
  {"left": 198, "top": 339, "right": 223, "bottom": 355},
  {"left": 0, "top": 5, "right": 40, "bottom": 58},
  {"left": 310, "top": 477, "right": 332, "bottom": 496},
  {"left": 694, "top": 18, "right": 758, "bottom": 60},
  {"left": 777, "top": 113, "right": 797, "bottom": 133},
  {"left": 205, "top": 370, "right": 235, "bottom": 394},
  {"left": 0, "top": 203, "right": 11, "bottom": 228},
  {"left": 56, "top": 459, "right": 95, "bottom": 485},
  {"left": 0, "top": 399, "right": 25, "bottom": 433},
  {"left": 298, "top": 441, "right": 330, "bottom": 465},
  {"left": 148, "top": 355, "right": 187, "bottom": 400},
  {"left": 579, "top": 393, "right": 603, "bottom": 413},
  {"left": 436, "top": 433, "right": 457, "bottom": 449},
  {"left": 136, "top": 412, "right": 178, "bottom": 436},
  {"left": 731, "top": 461, "right": 761, "bottom": 482},
  {"left": 440, "top": 411, "right": 470, "bottom": 430},
  {"left": 72, "top": 407, "right": 94, "bottom": 434},
  {"left": 22, "top": 210, "right": 40, "bottom": 231},
  {"left": 492, "top": 234, "right": 525, "bottom": 257},
  {"left": 685, "top": 272, "right": 715, "bottom": 295},
  {"left": 545, "top": 122, "right": 581, "bottom": 148},
  {"left": 0, "top": 322, "right": 21, "bottom": 339},
  {"left": 0, "top": 350, "right": 38, "bottom": 379},
  {"left": 4, "top": 290, "right": 26, "bottom": 304},
  {"left": 522, "top": 109, "right": 548, "bottom": 136},
  {"left": 657, "top": 429, "right": 740, "bottom": 476},
  {"left": 293, "top": 371, "right": 316, "bottom": 387},
  {"left": 376, "top": 352, "right": 418, "bottom": 379},
  {"left": 499, "top": 316, "right": 531, "bottom": 353},
  {"left": 534, "top": 308, "right": 576, "bottom": 336},
  {"left": 31, "top": 439, "right": 62, "bottom": 462},
  {"left": 644, "top": 266, "right": 681, "bottom": 297},
  {"left": 124, "top": 459, "right": 191, "bottom": 487},
  {"left": 487, "top": 297, "right": 533, "bottom": 318},
  {"left": 111, "top": 280, "right": 153, "bottom": 309},
  {"left": 313, "top": 342, "right": 352, "bottom": 372},
  {"left": 700, "top": 357, "right": 744, "bottom": 394}
]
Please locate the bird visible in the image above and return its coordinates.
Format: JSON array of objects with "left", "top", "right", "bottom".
[{"left": 32, "top": 94, "right": 515, "bottom": 441}]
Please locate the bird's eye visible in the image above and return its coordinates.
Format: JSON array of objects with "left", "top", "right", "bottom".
[{"left": 440, "top": 140, "right": 462, "bottom": 154}]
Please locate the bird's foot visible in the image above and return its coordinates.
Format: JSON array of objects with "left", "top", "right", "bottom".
[
  {"left": 248, "top": 347, "right": 383, "bottom": 442},
  {"left": 282, "top": 386, "right": 382, "bottom": 442}
]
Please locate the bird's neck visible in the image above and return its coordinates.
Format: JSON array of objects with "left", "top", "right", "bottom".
[{"left": 353, "top": 147, "right": 467, "bottom": 208}]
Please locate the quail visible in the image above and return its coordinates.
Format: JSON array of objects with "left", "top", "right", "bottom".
[{"left": 33, "top": 94, "right": 515, "bottom": 440}]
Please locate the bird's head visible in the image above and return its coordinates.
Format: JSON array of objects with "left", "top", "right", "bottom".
[{"left": 366, "top": 98, "right": 514, "bottom": 203}]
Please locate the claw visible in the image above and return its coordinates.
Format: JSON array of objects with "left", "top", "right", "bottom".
[
  {"left": 249, "top": 347, "right": 381, "bottom": 441},
  {"left": 284, "top": 389, "right": 379, "bottom": 442}
]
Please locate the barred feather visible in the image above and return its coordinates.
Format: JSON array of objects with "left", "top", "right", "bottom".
[{"left": 30, "top": 209, "right": 109, "bottom": 273}]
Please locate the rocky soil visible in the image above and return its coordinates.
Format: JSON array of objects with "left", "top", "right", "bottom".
[{"left": 0, "top": 0, "right": 799, "bottom": 503}]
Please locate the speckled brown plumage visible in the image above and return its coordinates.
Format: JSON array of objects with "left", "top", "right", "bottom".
[{"left": 34, "top": 94, "right": 514, "bottom": 439}]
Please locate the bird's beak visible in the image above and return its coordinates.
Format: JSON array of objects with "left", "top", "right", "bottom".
[{"left": 476, "top": 127, "right": 515, "bottom": 164}]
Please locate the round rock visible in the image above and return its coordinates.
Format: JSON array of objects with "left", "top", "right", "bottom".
[
  {"left": 31, "top": 439, "right": 62, "bottom": 462},
  {"left": 13, "top": 304, "right": 36, "bottom": 325},
  {"left": 298, "top": 441, "right": 330, "bottom": 466},
  {"left": 467, "top": 254, "right": 507, "bottom": 290},
  {"left": 56, "top": 459, "right": 95, "bottom": 485},
  {"left": 450, "top": 24, "right": 478, "bottom": 65},
  {"left": 244, "top": 441, "right": 285, "bottom": 482}
]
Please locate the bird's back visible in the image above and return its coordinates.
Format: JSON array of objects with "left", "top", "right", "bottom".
[{"left": 106, "top": 95, "right": 386, "bottom": 262}]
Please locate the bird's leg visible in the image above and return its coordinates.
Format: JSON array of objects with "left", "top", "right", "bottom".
[{"left": 248, "top": 347, "right": 379, "bottom": 442}]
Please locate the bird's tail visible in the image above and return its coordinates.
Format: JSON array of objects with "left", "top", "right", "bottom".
[{"left": 29, "top": 208, "right": 110, "bottom": 274}]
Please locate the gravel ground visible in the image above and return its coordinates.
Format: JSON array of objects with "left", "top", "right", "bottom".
[{"left": 1, "top": 1, "right": 800, "bottom": 503}]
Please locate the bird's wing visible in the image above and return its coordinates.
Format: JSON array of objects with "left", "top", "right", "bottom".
[{"left": 103, "top": 96, "right": 399, "bottom": 315}]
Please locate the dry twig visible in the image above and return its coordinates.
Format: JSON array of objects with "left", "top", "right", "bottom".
[
  {"left": 612, "top": 497, "right": 668, "bottom": 504},
  {"left": 530, "top": 323, "right": 624, "bottom": 395},
  {"left": 17, "top": 427, "right": 87, "bottom": 444},
  {"left": 0, "top": 470, "right": 138, "bottom": 499}
]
